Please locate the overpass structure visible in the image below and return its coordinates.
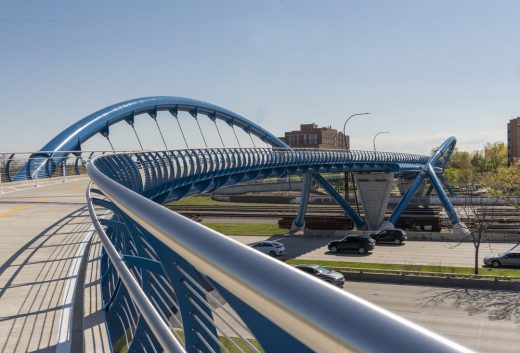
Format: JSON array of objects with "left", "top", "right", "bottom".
[{"left": 0, "top": 97, "right": 474, "bottom": 353}]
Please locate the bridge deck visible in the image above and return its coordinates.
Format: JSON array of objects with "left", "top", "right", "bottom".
[{"left": 0, "top": 178, "right": 109, "bottom": 353}]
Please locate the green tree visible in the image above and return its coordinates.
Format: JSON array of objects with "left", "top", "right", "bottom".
[
  {"left": 444, "top": 150, "right": 473, "bottom": 185},
  {"left": 482, "top": 159, "right": 520, "bottom": 209},
  {"left": 470, "top": 151, "right": 486, "bottom": 175},
  {"left": 483, "top": 142, "right": 507, "bottom": 173}
]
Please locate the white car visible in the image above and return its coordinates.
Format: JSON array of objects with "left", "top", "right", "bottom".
[{"left": 250, "top": 240, "right": 286, "bottom": 257}]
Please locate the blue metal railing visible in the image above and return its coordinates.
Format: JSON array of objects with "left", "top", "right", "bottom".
[
  {"left": 92, "top": 148, "right": 431, "bottom": 203},
  {"left": 86, "top": 147, "right": 475, "bottom": 353}
]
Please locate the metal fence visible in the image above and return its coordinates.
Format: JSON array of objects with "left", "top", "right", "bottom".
[{"left": 0, "top": 150, "right": 139, "bottom": 193}]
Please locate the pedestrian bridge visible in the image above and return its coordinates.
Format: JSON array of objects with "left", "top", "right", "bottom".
[{"left": 0, "top": 97, "right": 474, "bottom": 353}]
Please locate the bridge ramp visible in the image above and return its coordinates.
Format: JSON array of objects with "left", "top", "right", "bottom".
[{"left": 0, "top": 178, "right": 109, "bottom": 353}]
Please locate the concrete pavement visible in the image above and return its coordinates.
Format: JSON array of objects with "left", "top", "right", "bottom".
[
  {"left": 346, "top": 281, "right": 520, "bottom": 353},
  {"left": 0, "top": 178, "right": 109, "bottom": 353}
]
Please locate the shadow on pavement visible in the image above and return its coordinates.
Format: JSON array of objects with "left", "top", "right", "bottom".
[{"left": 419, "top": 287, "right": 520, "bottom": 325}]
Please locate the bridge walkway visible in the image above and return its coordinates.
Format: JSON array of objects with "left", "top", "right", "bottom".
[{"left": 0, "top": 178, "right": 109, "bottom": 353}]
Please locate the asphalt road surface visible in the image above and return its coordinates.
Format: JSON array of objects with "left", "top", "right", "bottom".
[
  {"left": 345, "top": 281, "right": 520, "bottom": 353},
  {"left": 231, "top": 235, "right": 518, "bottom": 268}
]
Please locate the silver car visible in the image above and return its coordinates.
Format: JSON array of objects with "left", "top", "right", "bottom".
[
  {"left": 483, "top": 251, "right": 520, "bottom": 268},
  {"left": 250, "top": 240, "right": 286, "bottom": 257}
]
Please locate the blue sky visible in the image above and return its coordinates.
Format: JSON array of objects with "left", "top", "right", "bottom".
[{"left": 1, "top": 0, "right": 519, "bottom": 154}]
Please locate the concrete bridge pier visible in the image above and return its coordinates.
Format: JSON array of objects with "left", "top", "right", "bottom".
[{"left": 354, "top": 172, "right": 394, "bottom": 230}]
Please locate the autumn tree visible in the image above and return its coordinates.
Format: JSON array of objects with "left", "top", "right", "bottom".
[
  {"left": 459, "top": 185, "right": 498, "bottom": 275},
  {"left": 483, "top": 142, "right": 507, "bottom": 173},
  {"left": 482, "top": 159, "right": 520, "bottom": 209}
]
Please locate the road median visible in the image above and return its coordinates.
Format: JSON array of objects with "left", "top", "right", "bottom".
[{"left": 287, "top": 259, "right": 520, "bottom": 290}]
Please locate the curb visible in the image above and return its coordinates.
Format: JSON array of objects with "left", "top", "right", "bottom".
[{"left": 339, "top": 270, "right": 520, "bottom": 290}]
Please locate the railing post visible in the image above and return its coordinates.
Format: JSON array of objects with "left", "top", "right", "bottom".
[
  {"left": 33, "top": 158, "right": 39, "bottom": 187},
  {"left": 62, "top": 157, "right": 67, "bottom": 182},
  {"left": 0, "top": 159, "right": 3, "bottom": 194}
]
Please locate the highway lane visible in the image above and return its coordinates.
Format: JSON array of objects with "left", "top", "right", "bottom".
[
  {"left": 345, "top": 281, "right": 520, "bottom": 353},
  {"left": 230, "top": 235, "right": 518, "bottom": 268}
]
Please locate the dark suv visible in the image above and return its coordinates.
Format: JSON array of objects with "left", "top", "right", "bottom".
[
  {"left": 369, "top": 229, "right": 407, "bottom": 245},
  {"left": 328, "top": 235, "right": 375, "bottom": 254}
]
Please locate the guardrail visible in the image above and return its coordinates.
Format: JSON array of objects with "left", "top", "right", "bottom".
[
  {"left": 86, "top": 151, "right": 476, "bottom": 353},
  {"left": 0, "top": 150, "right": 140, "bottom": 193}
]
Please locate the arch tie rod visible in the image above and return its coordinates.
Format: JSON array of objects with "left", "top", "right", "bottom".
[
  {"left": 131, "top": 125, "right": 144, "bottom": 150},
  {"left": 175, "top": 116, "right": 189, "bottom": 149},
  {"left": 231, "top": 125, "right": 242, "bottom": 148},
  {"left": 106, "top": 136, "right": 115, "bottom": 152},
  {"left": 195, "top": 117, "right": 208, "bottom": 148},
  {"left": 249, "top": 133, "right": 256, "bottom": 148},
  {"left": 214, "top": 120, "right": 225, "bottom": 148},
  {"left": 153, "top": 116, "right": 169, "bottom": 150}
]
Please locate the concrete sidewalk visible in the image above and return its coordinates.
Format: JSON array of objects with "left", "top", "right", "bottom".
[{"left": 0, "top": 178, "right": 109, "bottom": 353}]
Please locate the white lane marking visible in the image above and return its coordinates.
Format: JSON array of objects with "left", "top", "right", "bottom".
[{"left": 55, "top": 226, "right": 94, "bottom": 353}]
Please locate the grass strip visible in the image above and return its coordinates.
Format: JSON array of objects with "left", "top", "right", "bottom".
[
  {"left": 286, "top": 259, "right": 520, "bottom": 277},
  {"left": 202, "top": 222, "right": 286, "bottom": 236},
  {"left": 168, "top": 195, "right": 282, "bottom": 207}
]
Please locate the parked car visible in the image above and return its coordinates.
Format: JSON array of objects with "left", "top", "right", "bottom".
[
  {"left": 249, "top": 240, "right": 286, "bottom": 257},
  {"left": 295, "top": 264, "right": 345, "bottom": 287},
  {"left": 483, "top": 251, "right": 520, "bottom": 268},
  {"left": 328, "top": 235, "right": 375, "bottom": 254},
  {"left": 369, "top": 229, "right": 407, "bottom": 245}
]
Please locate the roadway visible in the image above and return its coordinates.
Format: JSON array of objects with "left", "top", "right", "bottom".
[
  {"left": 346, "top": 281, "right": 520, "bottom": 353},
  {"left": 230, "top": 235, "right": 518, "bottom": 268}
]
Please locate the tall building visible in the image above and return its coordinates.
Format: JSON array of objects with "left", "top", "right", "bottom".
[
  {"left": 507, "top": 117, "right": 520, "bottom": 165},
  {"left": 283, "top": 123, "right": 348, "bottom": 149}
]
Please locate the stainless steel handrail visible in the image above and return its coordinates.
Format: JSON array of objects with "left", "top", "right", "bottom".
[
  {"left": 86, "top": 158, "right": 475, "bottom": 353},
  {"left": 86, "top": 184, "right": 186, "bottom": 353}
]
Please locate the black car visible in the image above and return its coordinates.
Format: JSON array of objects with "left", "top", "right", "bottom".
[
  {"left": 369, "top": 229, "right": 407, "bottom": 245},
  {"left": 295, "top": 264, "right": 345, "bottom": 287},
  {"left": 328, "top": 235, "right": 375, "bottom": 254}
]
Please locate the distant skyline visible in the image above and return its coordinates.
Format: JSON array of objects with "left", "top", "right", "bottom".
[{"left": 1, "top": 0, "right": 519, "bottom": 154}]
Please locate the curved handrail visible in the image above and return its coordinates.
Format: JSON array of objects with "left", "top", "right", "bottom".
[
  {"left": 90, "top": 148, "right": 431, "bottom": 203},
  {"left": 86, "top": 152, "right": 474, "bottom": 353},
  {"left": 86, "top": 184, "right": 186, "bottom": 353}
]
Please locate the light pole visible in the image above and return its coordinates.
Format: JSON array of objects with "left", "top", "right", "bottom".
[
  {"left": 342, "top": 113, "right": 370, "bottom": 200},
  {"left": 342, "top": 113, "right": 370, "bottom": 150},
  {"left": 373, "top": 131, "right": 389, "bottom": 152}
]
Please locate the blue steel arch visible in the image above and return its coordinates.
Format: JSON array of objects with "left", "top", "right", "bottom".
[
  {"left": 17, "top": 97, "right": 289, "bottom": 180},
  {"left": 39, "top": 96, "right": 288, "bottom": 156}
]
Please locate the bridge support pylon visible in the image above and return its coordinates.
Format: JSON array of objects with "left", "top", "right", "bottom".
[
  {"left": 290, "top": 173, "right": 312, "bottom": 232},
  {"left": 354, "top": 172, "right": 394, "bottom": 230}
]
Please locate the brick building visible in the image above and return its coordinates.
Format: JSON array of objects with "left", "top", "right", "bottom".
[
  {"left": 507, "top": 117, "right": 520, "bottom": 165},
  {"left": 283, "top": 123, "right": 348, "bottom": 149}
]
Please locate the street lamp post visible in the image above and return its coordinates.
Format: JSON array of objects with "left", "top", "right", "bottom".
[
  {"left": 373, "top": 131, "right": 389, "bottom": 152},
  {"left": 342, "top": 113, "right": 370, "bottom": 200}
]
